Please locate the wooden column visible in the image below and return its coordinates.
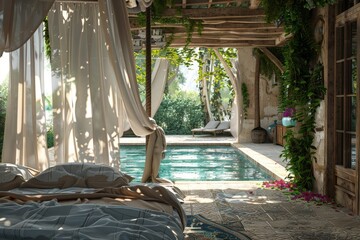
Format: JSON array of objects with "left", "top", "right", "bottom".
[
  {"left": 146, "top": 7, "right": 151, "bottom": 117},
  {"left": 254, "top": 54, "right": 260, "bottom": 128},
  {"left": 145, "top": 6, "right": 151, "bottom": 146}
]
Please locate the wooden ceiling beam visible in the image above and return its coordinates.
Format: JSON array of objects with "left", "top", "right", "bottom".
[
  {"left": 170, "top": 42, "right": 276, "bottom": 47},
  {"left": 169, "top": 30, "right": 279, "bottom": 38},
  {"left": 173, "top": 34, "right": 278, "bottom": 41},
  {"left": 201, "top": 23, "right": 280, "bottom": 29},
  {"left": 203, "top": 18, "right": 267, "bottom": 24},
  {"left": 130, "top": 25, "right": 284, "bottom": 35},
  {"left": 160, "top": 7, "right": 265, "bottom": 18},
  {"left": 169, "top": 37, "right": 276, "bottom": 46},
  {"left": 172, "top": 0, "right": 238, "bottom": 7}
]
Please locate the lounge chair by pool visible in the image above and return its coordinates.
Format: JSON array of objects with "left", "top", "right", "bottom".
[
  {"left": 203, "top": 121, "right": 231, "bottom": 136},
  {"left": 191, "top": 120, "right": 220, "bottom": 137}
]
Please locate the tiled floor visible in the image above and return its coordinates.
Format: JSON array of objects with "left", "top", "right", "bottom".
[{"left": 121, "top": 135, "right": 360, "bottom": 240}]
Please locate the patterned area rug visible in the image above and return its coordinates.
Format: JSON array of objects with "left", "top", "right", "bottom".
[{"left": 184, "top": 214, "right": 252, "bottom": 240}]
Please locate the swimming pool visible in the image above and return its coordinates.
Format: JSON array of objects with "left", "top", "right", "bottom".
[{"left": 120, "top": 145, "right": 274, "bottom": 181}]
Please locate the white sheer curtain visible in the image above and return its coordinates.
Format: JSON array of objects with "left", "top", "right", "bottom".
[
  {"left": 0, "top": 0, "right": 55, "bottom": 56},
  {"left": 2, "top": 0, "right": 156, "bottom": 170},
  {"left": 48, "top": 0, "right": 155, "bottom": 168},
  {"left": 2, "top": 26, "right": 49, "bottom": 171},
  {"left": 98, "top": 0, "right": 155, "bottom": 135},
  {"left": 126, "top": 0, "right": 153, "bottom": 13},
  {"left": 149, "top": 59, "right": 169, "bottom": 117},
  {"left": 123, "top": 58, "right": 169, "bottom": 131}
]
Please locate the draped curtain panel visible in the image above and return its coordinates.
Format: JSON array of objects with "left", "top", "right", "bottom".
[
  {"left": 48, "top": 0, "right": 155, "bottom": 168},
  {"left": 149, "top": 59, "right": 169, "bottom": 117},
  {"left": 2, "top": 26, "right": 49, "bottom": 171},
  {"left": 0, "top": 0, "right": 55, "bottom": 56},
  {"left": 123, "top": 58, "right": 169, "bottom": 132},
  {"left": 49, "top": 2, "right": 125, "bottom": 167},
  {"left": 2, "top": 0, "right": 156, "bottom": 170},
  {"left": 98, "top": 0, "right": 155, "bottom": 136},
  {"left": 126, "top": 0, "right": 153, "bottom": 13}
]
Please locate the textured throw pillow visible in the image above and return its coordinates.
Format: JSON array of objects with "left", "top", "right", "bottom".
[
  {"left": 0, "top": 163, "right": 34, "bottom": 190},
  {"left": 22, "top": 163, "right": 134, "bottom": 189}
]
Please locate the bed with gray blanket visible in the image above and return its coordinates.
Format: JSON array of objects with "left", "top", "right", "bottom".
[{"left": 0, "top": 163, "right": 186, "bottom": 239}]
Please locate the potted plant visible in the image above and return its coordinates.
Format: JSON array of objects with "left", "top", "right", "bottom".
[{"left": 282, "top": 107, "right": 296, "bottom": 127}]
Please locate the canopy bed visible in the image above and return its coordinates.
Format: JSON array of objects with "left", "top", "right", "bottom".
[{"left": 0, "top": 0, "right": 186, "bottom": 239}]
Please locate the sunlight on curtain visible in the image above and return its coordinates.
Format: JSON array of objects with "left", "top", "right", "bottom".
[
  {"left": 48, "top": 0, "right": 155, "bottom": 168},
  {"left": 98, "top": 0, "right": 155, "bottom": 135},
  {"left": 2, "top": 26, "right": 49, "bottom": 171},
  {"left": 2, "top": 0, "right": 157, "bottom": 170},
  {"left": 123, "top": 58, "right": 169, "bottom": 132},
  {"left": 0, "top": 0, "right": 55, "bottom": 56},
  {"left": 149, "top": 59, "right": 169, "bottom": 116},
  {"left": 49, "top": 2, "right": 124, "bottom": 167}
]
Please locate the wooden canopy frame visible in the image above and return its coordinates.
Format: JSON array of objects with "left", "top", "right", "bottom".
[{"left": 129, "top": 0, "right": 288, "bottom": 48}]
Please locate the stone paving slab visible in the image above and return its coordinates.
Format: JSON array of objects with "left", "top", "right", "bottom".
[{"left": 176, "top": 182, "right": 360, "bottom": 240}]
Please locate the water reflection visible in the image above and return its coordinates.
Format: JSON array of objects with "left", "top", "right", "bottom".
[{"left": 120, "top": 145, "right": 273, "bottom": 181}]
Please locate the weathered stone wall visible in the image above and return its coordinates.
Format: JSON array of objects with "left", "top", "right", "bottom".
[{"left": 237, "top": 48, "right": 279, "bottom": 143}]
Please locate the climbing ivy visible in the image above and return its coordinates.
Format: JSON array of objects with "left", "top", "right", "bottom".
[
  {"left": 262, "top": 0, "right": 335, "bottom": 190},
  {"left": 43, "top": 17, "right": 51, "bottom": 61},
  {"left": 241, "top": 83, "right": 249, "bottom": 119}
]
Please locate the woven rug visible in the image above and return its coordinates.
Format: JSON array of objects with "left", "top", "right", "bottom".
[{"left": 184, "top": 214, "right": 252, "bottom": 240}]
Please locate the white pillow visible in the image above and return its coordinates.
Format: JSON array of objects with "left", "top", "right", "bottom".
[
  {"left": 22, "top": 163, "right": 134, "bottom": 189},
  {"left": 0, "top": 163, "right": 34, "bottom": 190}
]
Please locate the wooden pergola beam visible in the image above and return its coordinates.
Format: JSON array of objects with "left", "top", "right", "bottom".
[
  {"left": 170, "top": 40, "right": 275, "bottom": 48},
  {"left": 171, "top": 33, "right": 279, "bottom": 41},
  {"left": 173, "top": 0, "right": 239, "bottom": 7},
  {"left": 259, "top": 47, "right": 285, "bottom": 73},
  {"left": 128, "top": 1, "right": 287, "bottom": 48},
  {"left": 160, "top": 7, "right": 265, "bottom": 18}
]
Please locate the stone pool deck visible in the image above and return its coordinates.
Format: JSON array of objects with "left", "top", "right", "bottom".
[{"left": 120, "top": 135, "right": 360, "bottom": 240}]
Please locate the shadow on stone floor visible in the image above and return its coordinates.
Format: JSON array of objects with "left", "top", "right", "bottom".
[{"left": 178, "top": 185, "right": 360, "bottom": 240}]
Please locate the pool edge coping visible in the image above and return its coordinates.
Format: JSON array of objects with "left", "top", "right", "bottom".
[{"left": 232, "top": 143, "right": 289, "bottom": 180}]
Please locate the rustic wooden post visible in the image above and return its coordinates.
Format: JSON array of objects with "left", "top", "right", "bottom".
[
  {"left": 145, "top": 6, "right": 151, "bottom": 146},
  {"left": 254, "top": 54, "right": 260, "bottom": 128}
]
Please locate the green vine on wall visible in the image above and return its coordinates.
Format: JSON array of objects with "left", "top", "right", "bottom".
[
  {"left": 262, "top": 0, "right": 335, "bottom": 191},
  {"left": 241, "top": 82, "right": 249, "bottom": 119}
]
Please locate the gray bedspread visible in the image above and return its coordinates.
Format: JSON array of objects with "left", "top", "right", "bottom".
[
  {"left": 0, "top": 163, "right": 186, "bottom": 239},
  {"left": 0, "top": 200, "right": 184, "bottom": 239}
]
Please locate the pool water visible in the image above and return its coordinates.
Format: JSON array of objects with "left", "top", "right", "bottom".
[{"left": 120, "top": 145, "right": 274, "bottom": 182}]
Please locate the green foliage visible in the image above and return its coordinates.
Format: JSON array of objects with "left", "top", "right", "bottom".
[
  {"left": 262, "top": 0, "right": 334, "bottom": 190},
  {"left": 253, "top": 48, "right": 283, "bottom": 81},
  {"left": 47, "top": 127, "right": 55, "bottom": 148},
  {"left": 135, "top": 48, "right": 197, "bottom": 100},
  {"left": 241, "top": 83, "right": 249, "bottom": 119},
  {"left": 154, "top": 92, "right": 204, "bottom": 135},
  {"left": 196, "top": 48, "right": 236, "bottom": 121},
  {"left": 43, "top": 17, "right": 51, "bottom": 61},
  {"left": 0, "top": 82, "right": 8, "bottom": 161}
]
